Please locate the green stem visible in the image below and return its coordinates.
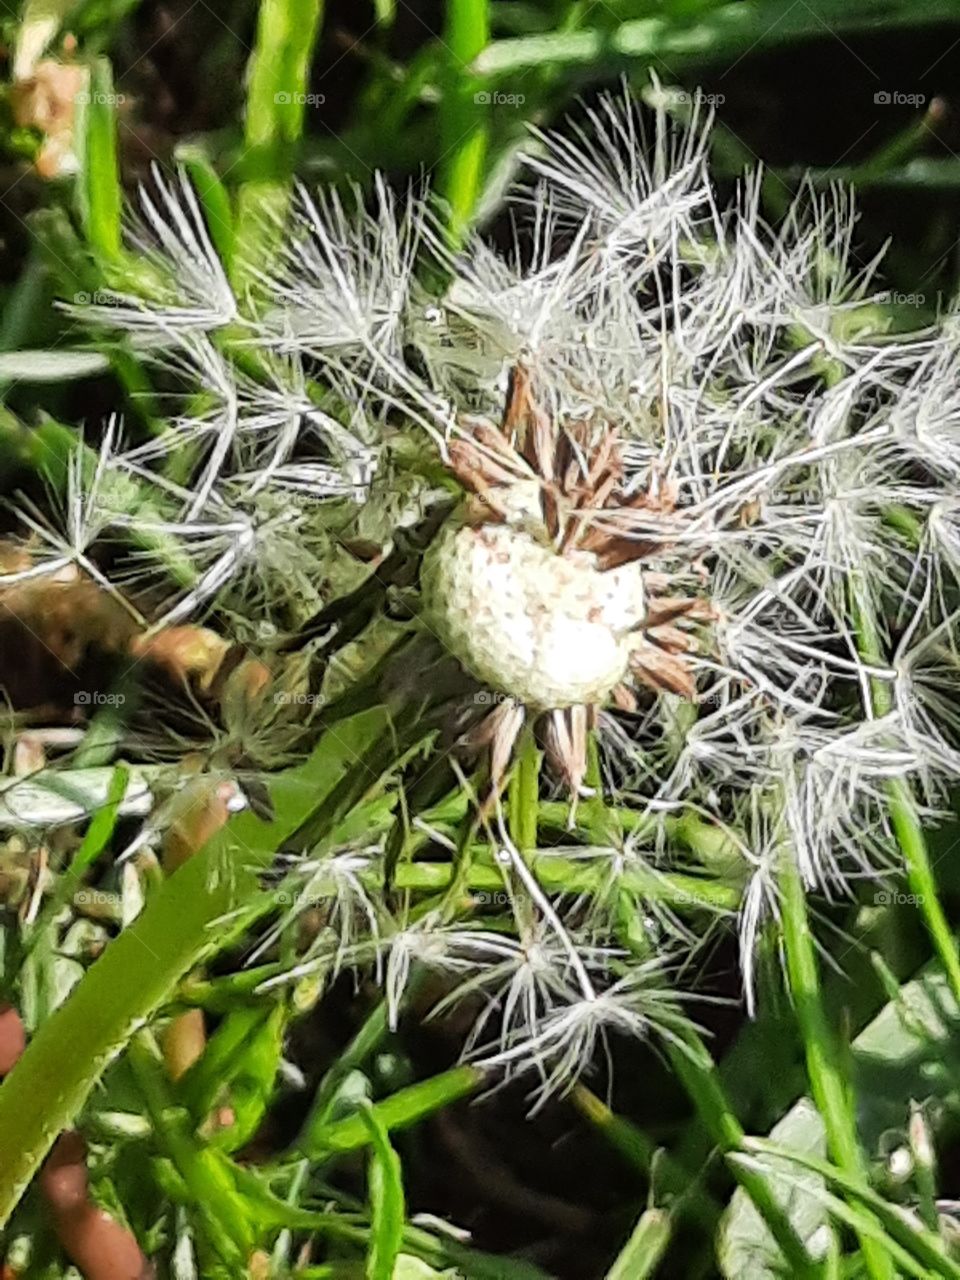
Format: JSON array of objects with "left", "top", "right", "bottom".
[
  {"left": 475, "top": 2, "right": 959, "bottom": 77},
  {"left": 128, "top": 1033, "right": 254, "bottom": 1263},
  {"left": 572, "top": 1085, "right": 721, "bottom": 1231},
  {"left": 539, "top": 800, "right": 739, "bottom": 867},
  {"left": 668, "top": 1027, "right": 818, "bottom": 1278},
  {"left": 294, "top": 983, "right": 425, "bottom": 1147},
  {"left": 510, "top": 727, "right": 540, "bottom": 853},
  {"left": 439, "top": 0, "right": 490, "bottom": 244},
  {"left": 233, "top": 0, "right": 325, "bottom": 283},
  {"left": 586, "top": 744, "right": 813, "bottom": 1275},
  {"left": 851, "top": 580, "right": 960, "bottom": 1003},
  {"left": 778, "top": 855, "right": 894, "bottom": 1280},
  {"left": 298, "top": 1064, "right": 484, "bottom": 1156},
  {"left": 388, "top": 855, "right": 738, "bottom": 910}
]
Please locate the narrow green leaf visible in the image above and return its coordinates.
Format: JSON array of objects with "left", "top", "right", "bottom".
[
  {"left": 300, "top": 1064, "right": 484, "bottom": 1156},
  {"left": 174, "top": 144, "right": 235, "bottom": 270},
  {"left": 605, "top": 1208, "right": 670, "bottom": 1280},
  {"left": 667, "top": 1027, "right": 818, "bottom": 1278},
  {"left": 177, "top": 1002, "right": 286, "bottom": 1152},
  {"left": 474, "top": 1, "right": 960, "bottom": 77},
  {"left": 372, "top": 0, "right": 395, "bottom": 27},
  {"left": 245, "top": 0, "right": 324, "bottom": 152},
  {"left": 573, "top": 1085, "right": 719, "bottom": 1230},
  {"left": 129, "top": 1034, "right": 254, "bottom": 1263},
  {"left": 729, "top": 1154, "right": 930, "bottom": 1280},
  {"left": 719, "top": 1098, "right": 830, "bottom": 1280},
  {"left": 778, "top": 854, "right": 893, "bottom": 1280},
  {"left": 362, "top": 1102, "right": 406, "bottom": 1280},
  {"left": 69, "top": 764, "right": 129, "bottom": 877},
  {"left": 23, "top": 765, "right": 131, "bottom": 947},
  {"left": 744, "top": 1139, "right": 960, "bottom": 1280},
  {"left": 74, "top": 57, "right": 123, "bottom": 261},
  {"left": 439, "top": 0, "right": 491, "bottom": 243},
  {"left": 234, "top": 0, "right": 324, "bottom": 279}
]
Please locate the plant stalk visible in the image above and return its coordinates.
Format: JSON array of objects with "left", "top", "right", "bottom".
[
  {"left": 778, "top": 853, "right": 894, "bottom": 1280},
  {"left": 439, "top": 0, "right": 491, "bottom": 245},
  {"left": 851, "top": 579, "right": 960, "bottom": 1003}
]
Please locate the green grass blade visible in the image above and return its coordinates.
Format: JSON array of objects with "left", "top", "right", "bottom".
[
  {"left": 174, "top": 143, "right": 235, "bottom": 271},
  {"left": 573, "top": 1084, "right": 720, "bottom": 1230},
  {"left": 300, "top": 1064, "right": 484, "bottom": 1157},
  {"left": 474, "top": 1, "right": 960, "bottom": 77},
  {"left": 234, "top": 0, "right": 325, "bottom": 280},
  {"left": 605, "top": 1208, "right": 671, "bottom": 1280},
  {"left": 244, "top": 0, "right": 324, "bottom": 156},
  {"left": 667, "top": 1028, "right": 818, "bottom": 1278},
  {"left": 362, "top": 1102, "right": 406, "bottom": 1280},
  {"left": 297, "top": 997, "right": 392, "bottom": 1141},
  {"left": 128, "top": 1033, "right": 255, "bottom": 1263},
  {"left": 730, "top": 1153, "right": 930, "bottom": 1279},
  {"left": 66, "top": 764, "right": 129, "bottom": 879},
  {"left": 744, "top": 1138, "right": 960, "bottom": 1280},
  {"left": 439, "top": 0, "right": 491, "bottom": 245},
  {"left": 778, "top": 855, "right": 894, "bottom": 1280},
  {"left": 850, "top": 578, "right": 960, "bottom": 1003},
  {"left": 74, "top": 57, "right": 122, "bottom": 262}
]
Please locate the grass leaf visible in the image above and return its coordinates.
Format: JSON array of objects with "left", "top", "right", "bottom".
[
  {"left": 300, "top": 1065, "right": 484, "bottom": 1157},
  {"left": 604, "top": 1207, "right": 671, "bottom": 1280},
  {"left": 362, "top": 1101, "right": 406, "bottom": 1280},
  {"left": 74, "top": 56, "right": 122, "bottom": 261}
]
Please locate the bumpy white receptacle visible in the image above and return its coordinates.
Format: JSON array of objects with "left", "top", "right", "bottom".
[{"left": 421, "top": 518, "right": 646, "bottom": 709}]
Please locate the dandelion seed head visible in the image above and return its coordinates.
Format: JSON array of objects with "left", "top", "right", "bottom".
[{"left": 62, "top": 84, "right": 960, "bottom": 1053}]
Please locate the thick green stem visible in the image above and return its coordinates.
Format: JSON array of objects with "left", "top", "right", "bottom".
[
  {"left": 0, "top": 843, "right": 252, "bottom": 1225},
  {"left": 439, "top": 0, "right": 490, "bottom": 244},
  {"left": 128, "top": 1033, "right": 254, "bottom": 1264},
  {"left": 778, "top": 855, "right": 894, "bottom": 1280},
  {"left": 539, "top": 800, "right": 740, "bottom": 868},
  {"left": 851, "top": 580, "right": 960, "bottom": 1003},
  {"left": 233, "top": 0, "right": 325, "bottom": 282}
]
